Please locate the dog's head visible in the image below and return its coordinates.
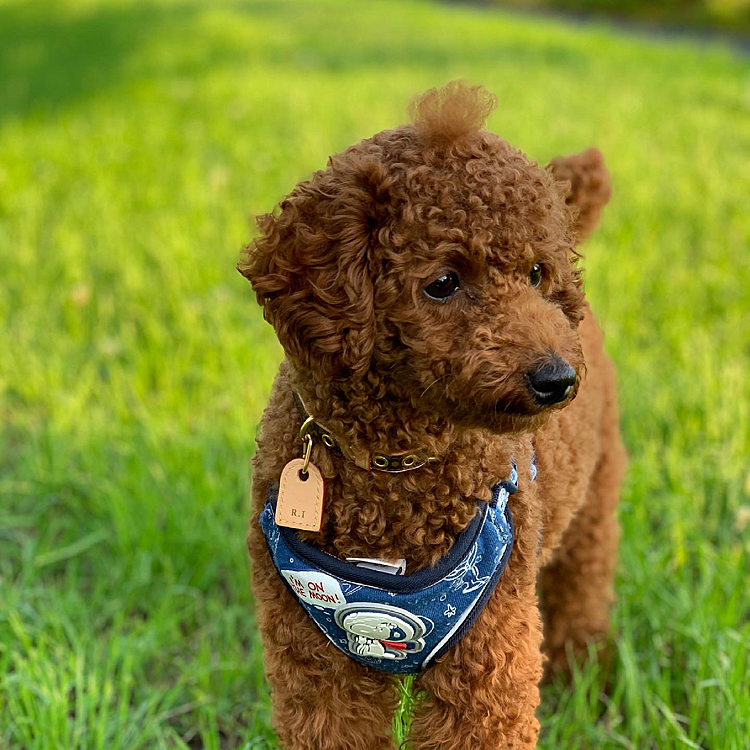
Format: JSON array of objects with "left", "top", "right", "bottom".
[{"left": 240, "top": 82, "right": 611, "bottom": 434}]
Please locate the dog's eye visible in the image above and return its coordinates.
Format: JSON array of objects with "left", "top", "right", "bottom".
[
  {"left": 529, "top": 263, "right": 543, "bottom": 288},
  {"left": 423, "top": 272, "right": 460, "bottom": 301}
]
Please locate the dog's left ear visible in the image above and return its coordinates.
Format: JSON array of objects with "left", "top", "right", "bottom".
[
  {"left": 238, "top": 154, "right": 393, "bottom": 381},
  {"left": 547, "top": 147, "right": 611, "bottom": 242}
]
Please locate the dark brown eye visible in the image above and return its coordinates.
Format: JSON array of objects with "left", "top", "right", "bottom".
[
  {"left": 424, "top": 271, "right": 460, "bottom": 301},
  {"left": 529, "top": 263, "right": 543, "bottom": 288}
]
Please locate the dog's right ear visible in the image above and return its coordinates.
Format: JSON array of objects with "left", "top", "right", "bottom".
[{"left": 239, "top": 154, "right": 393, "bottom": 381}]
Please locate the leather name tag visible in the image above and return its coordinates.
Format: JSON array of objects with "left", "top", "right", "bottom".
[{"left": 275, "top": 458, "right": 325, "bottom": 532}]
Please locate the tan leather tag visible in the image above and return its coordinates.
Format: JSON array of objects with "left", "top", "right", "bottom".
[{"left": 275, "top": 458, "right": 325, "bottom": 532}]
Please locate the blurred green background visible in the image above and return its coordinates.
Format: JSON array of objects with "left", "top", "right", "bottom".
[
  {"left": 492, "top": 0, "right": 750, "bottom": 34},
  {"left": 1, "top": 0, "right": 749, "bottom": 748}
]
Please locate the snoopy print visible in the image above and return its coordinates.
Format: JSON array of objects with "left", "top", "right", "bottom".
[{"left": 334, "top": 603, "right": 432, "bottom": 660}]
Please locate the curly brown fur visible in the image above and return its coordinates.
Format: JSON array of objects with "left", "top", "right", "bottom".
[{"left": 240, "top": 82, "right": 626, "bottom": 749}]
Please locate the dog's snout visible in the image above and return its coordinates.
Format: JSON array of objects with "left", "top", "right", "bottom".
[{"left": 525, "top": 356, "right": 576, "bottom": 406}]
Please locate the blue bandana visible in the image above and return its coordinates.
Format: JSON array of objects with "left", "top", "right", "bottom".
[{"left": 260, "top": 463, "right": 529, "bottom": 674}]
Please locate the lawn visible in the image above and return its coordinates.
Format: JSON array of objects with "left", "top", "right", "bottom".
[{"left": 1, "top": 0, "right": 749, "bottom": 748}]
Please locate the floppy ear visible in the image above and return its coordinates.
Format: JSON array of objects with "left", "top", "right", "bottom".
[
  {"left": 548, "top": 147, "right": 611, "bottom": 242},
  {"left": 238, "top": 154, "right": 394, "bottom": 380}
]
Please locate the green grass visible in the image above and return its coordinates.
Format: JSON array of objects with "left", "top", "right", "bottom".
[{"left": 1, "top": 0, "right": 749, "bottom": 747}]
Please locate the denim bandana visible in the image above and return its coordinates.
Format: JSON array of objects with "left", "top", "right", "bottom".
[{"left": 260, "top": 460, "right": 533, "bottom": 675}]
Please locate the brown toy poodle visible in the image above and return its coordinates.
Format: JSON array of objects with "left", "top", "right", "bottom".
[{"left": 239, "top": 82, "right": 627, "bottom": 750}]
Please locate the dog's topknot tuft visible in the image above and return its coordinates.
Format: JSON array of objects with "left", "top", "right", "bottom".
[{"left": 409, "top": 81, "right": 497, "bottom": 144}]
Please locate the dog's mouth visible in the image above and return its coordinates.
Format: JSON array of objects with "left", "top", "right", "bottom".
[
  {"left": 495, "top": 388, "right": 578, "bottom": 417},
  {"left": 495, "top": 383, "right": 579, "bottom": 417},
  {"left": 493, "top": 400, "right": 545, "bottom": 425},
  {"left": 494, "top": 395, "right": 537, "bottom": 416},
  {"left": 484, "top": 377, "right": 579, "bottom": 431},
  {"left": 423, "top": 364, "right": 580, "bottom": 433}
]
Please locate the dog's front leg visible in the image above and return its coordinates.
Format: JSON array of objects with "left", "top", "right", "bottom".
[
  {"left": 410, "top": 534, "right": 544, "bottom": 749},
  {"left": 410, "top": 586, "right": 543, "bottom": 749},
  {"left": 251, "top": 548, "right": 399, "bottom": 750}
]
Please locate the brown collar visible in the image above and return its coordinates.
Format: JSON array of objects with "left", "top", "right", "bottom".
[{"left": 292, "top": 391, "right": 438, "bottom": 474}]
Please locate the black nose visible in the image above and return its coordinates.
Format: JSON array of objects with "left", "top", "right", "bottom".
[{"left": 525, "top": 356, "right": 576, "bottom": 406}]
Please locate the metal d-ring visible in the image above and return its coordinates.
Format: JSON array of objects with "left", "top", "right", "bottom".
[
  {"left": 299, "top": 416, "right": 315, "bottom": 475},
  {"left": 301, "top": 434, "right": 313, "bottom": 475},
  {"left": 299, "top": 415, "right": 315, "bottom": 442}
]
